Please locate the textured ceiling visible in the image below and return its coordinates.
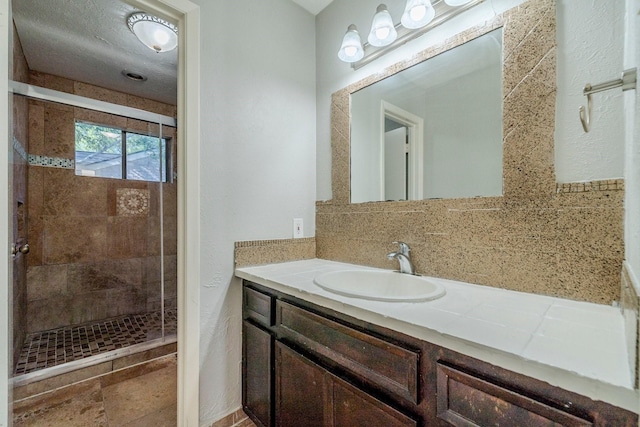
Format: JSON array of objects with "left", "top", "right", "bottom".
[
  {"left": 12, "top": 0, "right": 178, "bottom": 105},
  {"left": 12, "top": 0, "right": 333, "bottom": 106}
]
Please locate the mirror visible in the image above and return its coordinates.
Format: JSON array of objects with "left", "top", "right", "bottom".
[{"left": 350, "top": 28, "right": 503, "bottom": 203}]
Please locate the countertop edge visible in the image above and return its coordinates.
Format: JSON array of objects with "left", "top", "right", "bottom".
[{"left": 235, "top": 268, "right": 640, "bottom": 413}]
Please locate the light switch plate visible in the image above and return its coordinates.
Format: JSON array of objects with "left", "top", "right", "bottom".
[{"left": 293, "top": 218, "right": 303, "bottom": 238}]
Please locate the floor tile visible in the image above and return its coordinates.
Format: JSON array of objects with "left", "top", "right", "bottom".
[
  {"left": 15, "top": 308, "right": 177, "bottom": 375},
  {"left": 102, "top": 363, "right": 177, "bottom": 426},
  {"left": 118, "top": 403, "right": 177, "bottom": 427},
  {"left": 13, "top": 379, "right": 108, "bottom": 427}
]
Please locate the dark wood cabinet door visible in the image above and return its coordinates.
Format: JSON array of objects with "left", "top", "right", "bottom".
[
  {"left": 331, "top": 377, "right": 417, "bottom": 427},
  {"left": 275, "top": 342, "right": 328, "bottom": 427},
  {"left": 243, "top": 321, "right": 273, "bottom": 427}
]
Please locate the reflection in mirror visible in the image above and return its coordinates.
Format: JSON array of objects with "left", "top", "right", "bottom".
[{"left": 350, "top": 28, "right": 504, "bottom": 203}]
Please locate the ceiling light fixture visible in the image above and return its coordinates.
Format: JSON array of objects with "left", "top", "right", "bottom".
[
  {"left": 368, "top": 4, "right": 397, "bottom": 47},
  {"left": 338, "top": 0, "right": 483, "bottom": 67},
  {"left": 401, "top": 0, "right": 435, "bottom": 29},
  {"left": 127, "top": 12, "right": 178, "bottom": 53},
  {"left": 338, "top": 25, "right": 365, "bottom": 63}
]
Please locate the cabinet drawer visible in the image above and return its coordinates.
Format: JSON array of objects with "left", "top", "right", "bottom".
[
  {"left": 276, "top": 300, "right": 419, "bottom": 404},
  {"left": 244, "top": 286, "right": 274, "bottom": 327},
  {"left": 436, "top": 363, "right": 593, "bottom": 427}
]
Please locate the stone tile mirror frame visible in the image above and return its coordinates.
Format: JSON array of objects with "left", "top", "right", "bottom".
[
  {"left": 330, "top": 0, "right": 556, "bottom": 205},
  {"left": 318, "top": 0, "right": 626, "bottom": 306}
]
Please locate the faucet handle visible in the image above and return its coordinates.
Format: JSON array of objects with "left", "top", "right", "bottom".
[{"left": 392, "top": 241, "right": 411, "bottom": 256}]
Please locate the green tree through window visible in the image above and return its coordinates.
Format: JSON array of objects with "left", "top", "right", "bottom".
[{"left": 75, "top": 121, "right": 168, "bottom": 182}]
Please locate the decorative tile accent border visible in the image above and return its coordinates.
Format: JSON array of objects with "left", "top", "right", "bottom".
[
  {"left": 13, "top": 136, "right": 28, "bottom": 162},
  {"left": 116, "top": 188, "right": 150, "bottom": 216},
  {"left": 557, "top": 179, "right": 624, "bottom": 193},
  {"left": 28, "top": 154, "right": 74, "bottom": 169},
  {"left": 235, "top": 237, "right": 316, "bottom": 267}
]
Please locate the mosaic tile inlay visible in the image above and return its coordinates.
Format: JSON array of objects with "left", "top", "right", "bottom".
[
  {"left": 28, "top": 154, "right": 74, "bottom": 169},
  {"left": 556, "top": 179, "right": 624, "bottom": 193},
  {"left": 116, "top": 188, "right": 150, "bottom": 216},
  {"left": 14, "top": 309, "right": 177, "bottom": 376}
]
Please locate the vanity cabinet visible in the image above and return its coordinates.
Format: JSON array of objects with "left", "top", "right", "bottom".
[
  {"left": 276, "top": 341, "right": 416, "bottom": 427},
  {"left": 242, "top": 280, "right": 638, "bottom": 427}
]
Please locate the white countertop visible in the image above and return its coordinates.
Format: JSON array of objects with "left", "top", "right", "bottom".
[{"left": 236, "top": 258, "right": 639, "bottom": 412}]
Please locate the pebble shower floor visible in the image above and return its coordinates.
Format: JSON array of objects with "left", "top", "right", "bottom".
[{"left": 14, "top": 309, "right": 177, "bottom": 376}]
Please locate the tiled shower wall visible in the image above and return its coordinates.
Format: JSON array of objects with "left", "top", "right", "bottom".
[
  {"left": 317, "top": 0, "right": 624, "bottom": 305},
  {"left": 12, "top": 24, "right": 30, "bottom": 365},
  {"left": 25, "top": 71, "right": 178, "bottom": 333}
]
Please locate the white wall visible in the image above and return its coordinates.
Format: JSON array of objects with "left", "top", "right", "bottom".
[
  {"left": 316, "top": 0, "right": 627, "bottom": 200},
  {"left": 624, "top": 0, "right": 640, "bottom": 290},
  {"left": 193, "top": 0, "right": 316, "bottom": 424},
  {"left": 422, "top": 63, "right": 502, "bottom": 199},
  {"left": 555, "top": 0, "right": 625, "bottom": 183}
]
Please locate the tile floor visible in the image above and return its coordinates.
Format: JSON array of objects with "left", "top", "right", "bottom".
[
  {"left": 15, "top": 309, "right": 178, "bottom": 375},
  {"left": 13, "top": 354, "right": 178, "bottom": 427}
]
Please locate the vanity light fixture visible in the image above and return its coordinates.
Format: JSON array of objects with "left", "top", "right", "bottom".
[
  {"left": 127, "top": 12, "right": 178, "bottom": 53},
  {"left": 338, "top": 0, "right": 484, "bottom": 68},
  {"left": 368, "top": 4, "right": 398, "bottom": 47},
  {"left": 443, "top": 0, "right": 474, "bottom": 6},
  {"left": 401, "top": 0, "right": 435, "bottom": 29},
  {"left": 338, "top": 24, "right": 365, "bottom": 63}
]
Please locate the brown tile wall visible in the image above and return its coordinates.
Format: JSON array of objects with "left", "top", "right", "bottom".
[
  {"left": 318, "top": 0, "right": 624, "bottom": 305},
  {"left": 25, "top": 72, "right": 177, "bottom": 332},
  {"left": 12, "top": 24, "right": 30, "bottom": 367},
  {"left": 235, "top": 238, "right": 316, "bottom": 267}
]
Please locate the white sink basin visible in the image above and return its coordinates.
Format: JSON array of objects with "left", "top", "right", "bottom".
[{"left": 313, "top": 270, "right": 446, "bottom": 302}]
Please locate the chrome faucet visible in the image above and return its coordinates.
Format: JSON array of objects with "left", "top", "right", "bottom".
[{"left": 387, "top": 241, "right": 417, "bottom": 275}]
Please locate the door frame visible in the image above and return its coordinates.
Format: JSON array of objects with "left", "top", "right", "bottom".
[
  {"left": 0, "top": 0, "right": 201, "bottom": 425},
  {"left": 379, "top": 101, "right": 424, "bottom": 201}
]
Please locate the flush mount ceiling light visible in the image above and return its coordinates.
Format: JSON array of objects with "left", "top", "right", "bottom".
[
  {"left": 338, "top": 24, "right": 365, "bottom": 63},
  {"left": 401, "top": 0, "right": 435, "bottom": 29},
  {"left": 127, "top": 12, "right": 178, "bottom": 53},
  {"left": 368, "top": 4, "right": 397, "bottom": 47},
  {"left": 338, "top": 0, "right": 483, "bottom": 68}
]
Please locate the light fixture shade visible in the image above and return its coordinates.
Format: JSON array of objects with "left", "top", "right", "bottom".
[
  {"left": 338, "top": 24, "right": 364, "bottom": 63},
  {"left": 444, "top": 0, "right": 473, "bottom": 6},
  {"left": 367, "top": 4, "right": 397, "bottom": 47},
  {"left": 127, "top": 12, "right": 178, "bottom": 53},
  {"left": 401, "top": 0, "right": 436, "bottom": 29}
]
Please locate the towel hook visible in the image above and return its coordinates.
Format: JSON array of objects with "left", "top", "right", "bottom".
[
  {"left": 579, "top": 68, "right": 637, "bottom": 133},
  {"left": 579, "top": 86, "right": 593, "bottom": 132}
]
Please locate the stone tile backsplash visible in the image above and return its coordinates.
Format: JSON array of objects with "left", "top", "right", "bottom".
[{"left": 317, "top": 0, "right": 625, "bottom": 305}]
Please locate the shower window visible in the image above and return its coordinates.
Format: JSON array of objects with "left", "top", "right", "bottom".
[{"left": 75, "top": 121, "right": 169, "bottom": 182}]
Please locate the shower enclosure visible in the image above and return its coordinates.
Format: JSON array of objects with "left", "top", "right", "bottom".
[{"left": 9, "top": 80, "right": 178, "bottom": 385}]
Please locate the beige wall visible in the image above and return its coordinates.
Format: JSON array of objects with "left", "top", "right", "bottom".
[
  {"left": 316, "top": 0, "right": 624, "bottom": 305},
  {"left": 25, "top": 72, "right": 177, "bottom": 332}
]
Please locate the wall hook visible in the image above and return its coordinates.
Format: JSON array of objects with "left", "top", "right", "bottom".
[
  {"left": 579, "top": 86, "right": 593, "bottom": 132},
  {"left": 579, "top": 68, "right": 637, "bottom": 133}
]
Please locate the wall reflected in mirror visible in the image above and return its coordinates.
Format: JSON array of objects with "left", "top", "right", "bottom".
[{"left": 350, "top": 28, "right": 504, "bottom": 203}]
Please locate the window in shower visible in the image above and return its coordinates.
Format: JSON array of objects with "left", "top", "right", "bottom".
[{"left": 75, "top": 121, "right": 169, "bottom": 182}]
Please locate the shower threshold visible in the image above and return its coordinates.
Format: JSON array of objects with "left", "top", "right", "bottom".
[{"left": 13, "top": 309, "right": 177, "bottom": 385}]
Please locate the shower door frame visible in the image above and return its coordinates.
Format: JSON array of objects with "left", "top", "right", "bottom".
[{"left": 0, "top": 0, "right": 202, "bottom": 425}]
